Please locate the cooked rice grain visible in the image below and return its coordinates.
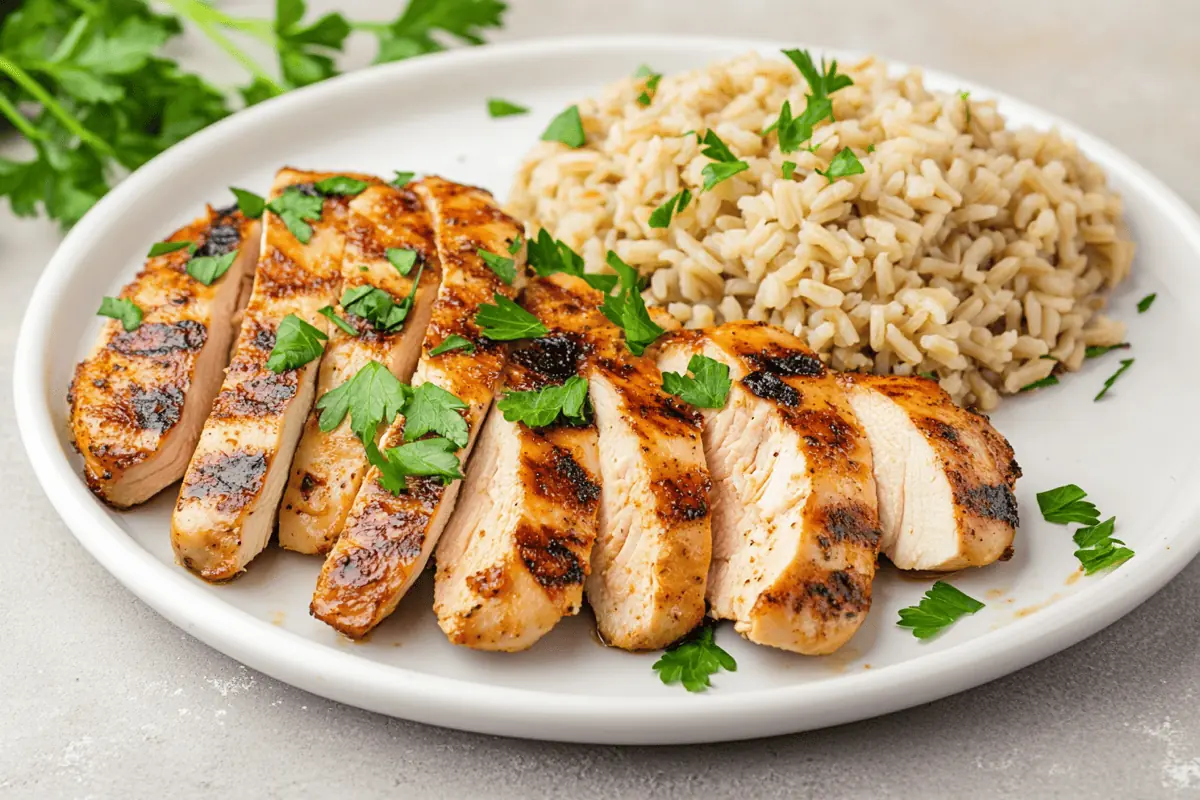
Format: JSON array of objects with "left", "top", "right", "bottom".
[{"left": 507, "top": 53, "right": 1134, "bottom": 409}]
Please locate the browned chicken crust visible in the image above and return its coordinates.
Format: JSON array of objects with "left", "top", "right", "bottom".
[{"left": 68, "top": 204, "right": 260, "bottom": 508}]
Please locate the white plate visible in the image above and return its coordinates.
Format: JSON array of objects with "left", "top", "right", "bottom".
[{"left": 14, "top": 36, "right": 1200, "bottom": 745}]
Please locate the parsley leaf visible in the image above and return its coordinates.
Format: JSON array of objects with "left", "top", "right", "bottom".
[
  {"left": 148, "top": 240, "right": 193, "bottom": 257},
  {"left": 97, "top": 296, "right": 143, "bottom": 331},
  {"left": 1036, "top": 484, "right": 1101, "bottom": 526},
  {"left": 525, "top": 229, "right": 618, "bottom": 292},
  {"left": 403, "top": 382, "right": 470, "bottom": 447},
  {"left": 781, "top": 160, "right": 797, "bottom": 180},
  {"left": 487, "top": 97, "right": 528, "bottom": 117},
  {"left": 598, "top": 251, "right": 664, "bottom": 356},
  {"left": 699, "top": 130, "right": 749, "bottom": 191},
  {"left": 497, "top": 376, "right": 590, "bottom": 428},
  {"left": 897, "top": 581, "right": 984, "bottom": 639},
  {"left": 316, "top": 360, "right": 409, "bottom": 445},
  {"left": 478, "top": 248, "right": 517, "bottom": 285},
  {"left": 186, "top": 249, "right": 238, "bottom": 286},
  {"left": 386, "top": 248, "right": 418, "bottom": 276},
  {"left": 391, "top": 171, "right": 416, "bottom": 188},
  {"left": 369, "top": 0, "right": 506, "bottom": 65},
  {"left": 960, "top": 90, "right": 972, "bottom": 124},
  {"left": 1137, "top": 293, "right": 1157, "bottom": 313},
  {"left": 648, "top": 189, "right": 692, "bottom": 229},
  {"left": 816, "top": 147, "right": 865, "bottom": 183},
  {"left": 1020, "top": 375, "right": 1059, "bottom": 392},
  {"left": 429, "top": 335, "right": 475, "bottom": 356},
  {"left": 273, "top": 0, "right": 350, "bottom": 88},
  {"left": 541, "top": 105, "right": 585, "bottom": 147},
  {"left": 341, "top": 285, "right": 409, "bottom": 332},
  {"left": 475, "top": 293, "right": 548, "bottom": 341},
  {"left": 371, "top": 437, "right": 464, "bottom": 494},
  {"left": 634, "top": 64, "right": 662, "bottom": 106},
  {"left": 1085, "top": 343, "right": 1131, "bottom": 359},
  {"left": 662, "top": 354, "right": 731, "bottom": 409},
  {"left": 652, "top": 623, "right": 736, "bottom": 693},
  {"left": 314, "top": 175, "right": 368, "bottom": 196},
  {"left": 781, "top": 49, "right": 853, "bottom": 100},
  {"left": 266, "top": 313, "right": 327, "bottom": 372},
  {"left": 231, "top": 188, "right": 265, "bottom": 219},
  {"left": 318, "top": 305, "right": 359, "bottom": 336},
  {"left": 1072, "top": 517, "right": 1135, "bottom": 575},
  {"left": 266, "top": 186, "right": 323, "bottom": 244},
  {"left": 1094, "top": 358, "right": 1134, "bottom": 401},
  {"left": 767, "top": 97, "right": 833, "bottom": 154}
]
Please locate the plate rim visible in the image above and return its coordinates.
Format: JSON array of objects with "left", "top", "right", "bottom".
[{"left": 14, "top": 34, "right": 1200, "bottom": 745}]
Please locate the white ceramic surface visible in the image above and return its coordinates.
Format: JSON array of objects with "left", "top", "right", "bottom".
[{"left": 13, "top": 36, "right": 1200, "bottom": 745}]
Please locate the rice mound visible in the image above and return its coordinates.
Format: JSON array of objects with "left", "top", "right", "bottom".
[{"left": 507, "top": 52, "right": 1134, "bottom": 409}]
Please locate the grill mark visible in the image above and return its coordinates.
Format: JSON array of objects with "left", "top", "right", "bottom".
[
  {"left": 818, "top": 503, "right": 882, "bottom": 550},
  {"left": 181, "top": 451, "right": 266, "bottom": 514},
  {"left": 110, "top": 320, "right": 207, "bottom": 357},
  {"left": 742, "top": 371, "right": 800, "bottom": 407},
  {"left": 130, "top": 385, "right": 185, "bottom": 433},
  {"left": 466, "top": 565, "right": 508, "bottom": 598},
  {"left": 515, "top": 525, "right": 586, "bottom": 589},
  {"left": 510, "top": 334, "right": 584, "bottom": 382},
  {"left": 255, "top": 246, "right": 339, "bottom": 298},
  {"left": 327, "top": 507, "right": 429, "bottom": 590},
  {"left": 210, "top": 372, "right": 298, "bottom": 419},
  {"left": 750, "top": 351, "right": 825, "bottom": 377},
  {"left": 650, "top": 471, "right": 710, "bottom": 523},
  {"left": 957, "top": 483, "right": 1020, "bottom": 527},
  {"left": 194, "top": 222, "right": 242, "bottom": 257}
]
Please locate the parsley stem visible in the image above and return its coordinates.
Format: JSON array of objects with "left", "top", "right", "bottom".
[
  {"left": 351, "top": 21, "right": 391, "bottom": 33},
  {"left": 0, "top": 56, "right": 113, "bottom": 156},
  {"left": 161, "top": 0, "right": 285, "bottom": 95},
  {"left": 0, "top": 92, "right": 45, "bottom": 142}
]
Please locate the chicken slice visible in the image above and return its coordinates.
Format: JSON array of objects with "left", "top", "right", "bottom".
[
  {"left": 311, "top": 177, "right": 524, "bottom": 638},
  {"left": 68, "top": 205, "right": 260, "bottom": 508},
  {"left": 171, "top": 168, "right": 378, "bottom": 581},
  {"left": 434, "top": 281, "right": 602, "bottom": 651},
  {"left": 658, "top": 322, "right": 882, "bottom": 655},
  {"left": 278, "top": 183, "right": 441, "bottom": 554},
  {"left": 835, "top": 373, "right": 1021, "bottom": 571}
]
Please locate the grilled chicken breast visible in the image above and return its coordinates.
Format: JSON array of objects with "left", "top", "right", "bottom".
[
  {"left": 171, "top": 168, "right": 376, "bottom": 581},
  {"left": 836, "top": 373, "right": 1020, "bottom": 571},
  {"left": 434, "top": 281, "right": 602, "bottom": 651},
  {"left": 278, "top": 183, "right": 441, "bottom": 554},
  {"left": 659, "top": 322, "right": 882, "bottom": 655},
  {"left": 311, "top": 177, "right": 524, "bottom": 638},
  {"left": 68, "top": 205, "right": 260, "bottom": 508}
]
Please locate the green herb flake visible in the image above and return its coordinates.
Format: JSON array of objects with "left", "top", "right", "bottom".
[
  {"left": 781, "top": 161, "right": 798, "bottom": 180},
  {"left": 661, "top": 355, "right": 731, "bottom": 409},
  {"left": 781, "top": 49, "right": 854, "bottom": 100},
  {"left": 487, "top": 97, "right": 529, "bottom": 117},
  {"left": 1085, "top": 343, "right": 1131, "bottom": 359},
  {"left": 960, "top": 90, "right": 972, "bottom": 124},
  {"left": 497, "top": 376, "right": 590, "bottom": 428},
  {"left": 652, "top": 623, "right": 736, "bottom": 693},
  {"left": 525, "top": 230, "right": 618, "bottom": 292},
  {"left": 1020, "top": 375, "right": 1059, "bottom": 393},
  {"left": 266, "top": 186, "right": 324, "bottom": 244},
  {"left": 897, "top": 581, "right": 985, "bottom": 639},
  {"left": 648, "top": 189, "right": 692, "bottom": 229},
  {"left": 816, "top": 147, "right": 865, "bottom": 183},
  {"left": 1072, "top": 517, "right": 1135, "bottom": 575},
  {"left": 698, "top": 130, "right": 750, "bottom": 191},
  {"left": 391, "top": 171, "right": 416, "bottom": 188},
  {"left": 186, "top": 249, "right": 238, "bottom": 286},
  {"left": 475, "top": 294, "right": 548, "bottom": 341},
  {"left": 403, "top": 382, "right": 470, "bottom": 448},
  {"left": 386, "top": 248, "right": 419, "bottom": 276},
  {"left": 266, "top": 313, "right": 327, "bottom": 373},
  {"left": 541, "top": 105, "right": 586, "bottom": 148},
  {"left": 230, "top": 188, "right": 266, "bottom": 219},
  {"left": 314, "top": 175, "right": 369, "bottom": 196},
  {"left": 315, "top": 360, "right": 409, "bottom": 445},
  {"left": 1094, "top": 358, "right": 1134, "bottom": 401},
  {"left": 429, "top": 335, "right": 475, "bottom": 356},
  {"left": 634, "top": 65, "right": 662, "bottom": 106},
  {"left": 1036, "top": 484, "right": 1101, "bottom": 526},
  {"left": 1137, "top": 293, "right": 1157, "bottom": 313},
  {"left": 508, "top": 233, "right": 524, "bottom": 255},
  {"left": 318, "top": 305, "right": 359, "bottom": 336},
  {"left": 370, "top": 437, "right": 463, "bottom": 494},
  {"left": 97, "top": 296, "right": 143, "bottom": 332},
  {"left": 148, "top": 240, "right": 194, "bottom": 257},
  {"left": 478, "top": 248, "right": 517, "bottom": 285},
  {"left": 598, "top": 251, "right": 665, "bottom": 356}
]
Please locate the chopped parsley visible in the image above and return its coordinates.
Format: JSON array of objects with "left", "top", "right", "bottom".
[
  {"left": 1020, "top": 375, "right": 1059, "bottom": 392},
  {"left": 1085, "top": 343, "right": 1130, "bottom": 359},
  {"left": 648, "top": 189, "right": 692, "bottom": 229},
  {"left": 541, "top": 105, "right": 585, "bottom": 148},
  {"left": 525, "top": 230, "right": 618, "bottom": 292},
  {"left": 341, "top": 286, "right": 408, "bottom": 332},
  {"left": 231, "top": 187, "right": 265, "bottom": 219},
  {"left": 782, "top": 49, "right": 853, "bottom": 101},
  {"left": 1094, "top": 358, "right": 1134, "bottom": 401},
  {"left": 475, "top": 294, "right": 548, "bottom": 341},
  {"left": 1036, "top": 484, "right": 1100, "bottom": 526},
  {"left": 662, "top": 354, "right": 732, "bottom": 409},
  {"left": 429, "top": 335, "right": 475, "bottom": 356},
  {"left": 318, "top": 305, "right": 358, "bottom": 336},
  {"left": 816, "top": 147, "right": 865, "bottom": 183},
  {"left": 316, "top": 360, "right": 409, "bottom": 444},
  {"left": 897, "top": 581, "right": 984, "bottom": 639},
  {"left": 652, "top": 623, "right": 736, "bottom": 693},
  {"left": 266, "top": 313, "right": 327, "bottom": 372},
  {"left": 634, "top": 64, "right": 662, "bottom": 106},
  {"left": 478, "top": 248, "right": 517, "bottom": 285},
  {"left": 371, "top": 437, "right": 464, "bottom": 494},
  {"left": 1137, "top": 293, "right": 1157, "bottom": 313},
  {"left": 1038, "top": 484, "right": 1134, "bottom": 574},
  {"left": 266, "top": 186, "right": 324, "bottom": 244},
  {"left": 960, "top": 90, "right": 972, "bottom": 124},
  {"left": 97, "top": 296, "right": 143, "bottom": 332},
  {"left": 487, "top": 98, "right": 529, "bottom": 117},
  {"left": 386, "top": 248, "right": 418, "bottom": 276},
  {"left": 699, "top": 130, "right": 750, "bottom": 191},
  {"left": 148, "top": 240, "right": 194, "bottom": 257},
  {"left": 508, "top": 234, "right": 524, "bottom": 255},
  {"left": 403, "top": 382, "right": 470, "bottom": 448},
  {"left": 599, "top": 251, "right": 665, "bottom": 356},
  {"left": 781, "top": 160, "right": 797, "bottom": 180},
  {"left": 186, "top": 250, "right": 238, "bottom": 286},
  {"left": 765, "top": 97, "right": 833, "bottom": 154},
  {"left": 497, "top": 376, "right": 590, "bottom": 428},
  {"left": 391, "top": 171, "right": 416, "bottom": 188},
  {"left": 313, "top": 175, "right": 369, "bottom": 196}
]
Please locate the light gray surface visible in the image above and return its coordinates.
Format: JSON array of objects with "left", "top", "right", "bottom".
[{"left": 2, "top": 1, "right": 1197, "bottom": 797}]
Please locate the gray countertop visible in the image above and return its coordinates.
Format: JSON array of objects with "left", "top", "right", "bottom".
[{"left": 2, "top": 1, "right": 1197, "bottom": 797}]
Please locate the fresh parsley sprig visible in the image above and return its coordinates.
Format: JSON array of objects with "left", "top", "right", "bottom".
[
  {"left": 541, "top": 105, "right": 585, "bottom": 148},
  {"left": 1037, "top": 484, "right": 1135, "bottom": 574},
  {"left": 1036, "top": 484, "right": 1100, "bottom": 525},
  {"left": 266, "top": 186, "right": 324, "bottom": 244},
  {"left": 896, "top": 581, "right": 984, "bottom": 639},
  {"left": 266, "top": 313, "right": 327, "bottom": 372},
  {"left": 316, "top": 360, "right": 410, "bottom": 443},
  {"left": 97, "top": 296, "right": 143, "bottom": 332},
  {"left": 598, "top": 251, "right": 665, "bottom": 356},
  {"left": 186, "top": 250, "right": 238, "bottom": 285},
  {"left": 648, "top": 189, "right": 692, "bottom": 229},
  {"left": 782, "top": 49, "right": 853, "bottom": 101},
  {"left": 698, "top": 130, "right": 749, "bottom": 191},
  {"left": 634, "top": 64, "right": 662, "bottom": 106},
  {"left": 429, "top": 335, "right": 475, "bottom": 356},
  {"left": 478, "top": 248, "right": 517, "bottom": 285},
  {"left": 652, "top": 623, "right": 737, "bottom": 693},
  {"left": 525, "top": 230, "right": 618, "bottom": 292},
  {"left": 403, "top": 382, "right": 470, "bottom": 448},
  {"left": 370, "top": 436, "right": 464, "bottom": 494},
  {"left": 487, "top": 97, "right": 528, "bottom": 118},
  {"left": 816, "top": 147, "right": 865, "bottom": 183},
  {"left": 662, "top": 354, "right": 731, "bottom": 409},
  {"left": 475, "top": 294, "right": 548, "bottom": 341},
  {"left": 497, "top": 376, "right": 590, "bottom": 428}
]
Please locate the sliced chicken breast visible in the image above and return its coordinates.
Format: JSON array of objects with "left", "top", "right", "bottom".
[
  {"left": 311, "top": 177, "right": 524, "bottom": 638},
  {"left": 434, "top": 283, "right": 602, "bottom": 651},
  {"left": 171, "top": 168, "right": 377, "bottom": 581},
  {"left": 278, "top": 183, "right": 441, "bottom": 554},
  {"left": 68, "top": 205, "right": 260, "bottom": 508},
  {"left": 659, "top": 322, "right": 882, "bottom": 655},
  {"left": 836, "top": 373, "right": 1021, "bottom": 571}
]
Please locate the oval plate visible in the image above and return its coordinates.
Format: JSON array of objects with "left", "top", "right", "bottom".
[{"left": 14, "top": 36, "right": 1200, "bottom": 745}]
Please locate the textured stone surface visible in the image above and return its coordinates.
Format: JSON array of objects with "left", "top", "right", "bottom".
[{"left": 2, "top": 1, "right": 1197, "bottom": 797}]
